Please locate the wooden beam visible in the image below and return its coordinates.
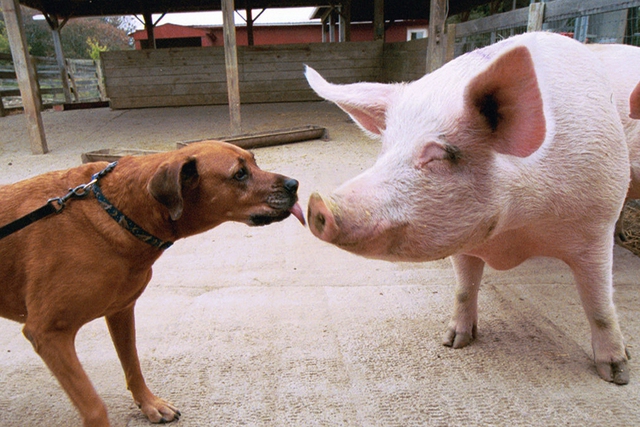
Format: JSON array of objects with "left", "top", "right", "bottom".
[
  {"left": 426, "top": 0, "right": 447, "bottom": 73},
  {"left": 44, "top": 14, "right": 73, "bottom": 103},
  {"left": 338, "top": 9, "right": 346, "bottom": 42},
  {"left": 221, "top": 0, "right": 241, "bottom": 134},
  {"left": 454, "top": 7, "right": 528, "bottom": 38},
  {"left": 341, "top": 0, "right": 351, "bottom": 42},
  {"left": 1, "top": 0, "right": 48, "bottom": 154},
  {"left": 329, "top": 9, "right": 336, "bottom": 43},
  {"left": 527, "top": 2, "right": 545, "bottom": 32},
  {"left": 321, "top": 17, "right": 327, "bottom": 43},
  {"left": 143, "top": 12, "right": 156, "bottom": 49},
  {"left": 246, "top": 6, "right": 254, "bottom": 46},
  {"left": 373, "top": 0, "right": 384, "bottom": 41},
  {"left": 445, "top": 23, "right": 456, "bottom": 63}
]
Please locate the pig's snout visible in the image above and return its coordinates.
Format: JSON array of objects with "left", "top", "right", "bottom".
[{"left": 308, "top": 192, "right": 340, "bottom": 243}]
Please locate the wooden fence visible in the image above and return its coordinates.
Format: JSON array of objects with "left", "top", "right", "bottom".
[
  {"left": 11, "top": 0, "right": 636, "bottom": 113},
  {"left": 102, "top": 39, "right": 429, "bottom": 109},
  {"left": 102, "top": 0, "right": 638, "bottom": 110},
  {"left": 381, "top": 38, "right": 428, "bottom": 83},
  {"left": 0, "top": 52, "right": 105, "bottom": 116},
  {"left": 448, "top": 0, "right": 640, "bottom": 58},
  {"left": 102, "top": 41, "right": 395, "bottom": 109}
]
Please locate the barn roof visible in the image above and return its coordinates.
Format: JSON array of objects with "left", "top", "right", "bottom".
[{"left": 18, "top": 0, "right": 492, "bottom": 20}]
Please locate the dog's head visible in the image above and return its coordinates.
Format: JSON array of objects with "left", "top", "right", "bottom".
[{"left": 147, "top": 141, "right": 304, "bottom": 237}]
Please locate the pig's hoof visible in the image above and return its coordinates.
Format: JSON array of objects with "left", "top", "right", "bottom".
[
  {"left": 596, "top": 359, "right": 630, "bottom": 385},
  {"left": 442, "top": 326, "right": 476, "bottom": 349}
]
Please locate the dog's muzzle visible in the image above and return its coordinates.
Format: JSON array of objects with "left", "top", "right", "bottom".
[{"left": 250, "top": 178, "right": 305, "bottom": 226}]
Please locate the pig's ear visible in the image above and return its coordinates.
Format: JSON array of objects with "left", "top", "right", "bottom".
[
  {"left": 630, "top": 81, "right": 640, "bottom": 119},
  {"left": 464, "top": 46, "right": 546, "bottom": 157},
  {"left": 305, "top": 65, "right": 395, "bottom": 136}
]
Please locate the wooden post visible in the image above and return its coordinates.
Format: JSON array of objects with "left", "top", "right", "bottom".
[
  {"left": 342, "top": 0, "right": 352, "bottom": 42},
  {"left": 221, "top": 0, "right": 242, "bottom": 135},
  {"left": 52, "top": 29, "right": 72, "bottom": 103},
  {"left": 44, "top": 14, "right": 72, "bottom": 103},
  {"left": 373, "top": 0, "right": 384, "bottom": 41},
  {"left": 143, "top": 12, "right": 156, "bottom": 49},
  {"left": 321, "top": 17, "right": 327, "bottom": 43},
  {"left": 445, "top": 23, "right": 457, "bottom": 63},
  {"left": 95, "top": 59, "right": 107, "bottom": 101},
  {"left": 426, "top": 0, "right": 447, "bottom": 73},
  {"left": 320, "top": 8, "right": 333, "bottom": 43},
  {"left": 246, "top": 7, "right": 254, "bottom": 46},
  {"left": 527, "top": 2, "right": 545, "bottom": 32},
  {"left": 66, "top": 59, "right": 79, "bottom": 102},
  {"left": 0, "top": 91, "right": 5, "bottom": 117},
  {"left": 329, "top": 10, "right": 336, "bottom": 42},
  {"left": 1, "top": 0, "right": 48, "bottom": 154}
]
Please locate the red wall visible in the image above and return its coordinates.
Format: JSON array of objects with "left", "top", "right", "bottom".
[
  {"left": 132, "top": 21, "right": 429, "bottom": 49},
  {"left": 133, "top": 23, "right": 216, "bottom": 49}
]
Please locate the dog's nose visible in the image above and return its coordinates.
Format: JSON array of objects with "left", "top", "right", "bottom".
[{"left": 283, "top": 178, "right": 299, "bottom": 194}]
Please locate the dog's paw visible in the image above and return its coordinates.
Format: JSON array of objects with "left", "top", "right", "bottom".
[{"left": 138, "top": 397, "right": 181, "bottom": 423}]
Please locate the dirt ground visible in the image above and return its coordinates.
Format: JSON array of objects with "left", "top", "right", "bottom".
[{"left": 0, "top": 103, "right": 639, "bottom": 427}]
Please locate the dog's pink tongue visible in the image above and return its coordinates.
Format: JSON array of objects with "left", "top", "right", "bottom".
[{"left": 290, "top": 203, "right": 306, "bottom": 226}]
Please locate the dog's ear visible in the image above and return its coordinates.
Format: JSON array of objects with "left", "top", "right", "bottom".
[{"left": 148, "top": 156, "right": 199, "bottom": 221}]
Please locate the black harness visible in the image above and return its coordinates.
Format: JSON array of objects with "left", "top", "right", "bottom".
[{"left": 0, "top": 162, "right": 173, "bottom": 250}]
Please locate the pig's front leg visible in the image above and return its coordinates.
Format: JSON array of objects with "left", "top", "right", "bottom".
[
  {"left": 567, "top": 246, "right": 630, "bottom": 385},
  {"left": 443, "top": 254, "right": 485, "bottom": 348}
]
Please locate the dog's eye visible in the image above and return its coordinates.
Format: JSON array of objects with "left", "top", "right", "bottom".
[{"left": 233, "top": 167, "right": 249, "bottom": 182}]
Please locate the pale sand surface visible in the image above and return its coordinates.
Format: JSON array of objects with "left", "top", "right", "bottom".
[{"left": 0, "top": 103, "right": 639, "bottom": 426}]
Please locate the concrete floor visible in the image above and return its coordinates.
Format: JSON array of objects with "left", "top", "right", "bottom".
[{"left": 0, "top": 103, "right": 639, "bottom": 426}]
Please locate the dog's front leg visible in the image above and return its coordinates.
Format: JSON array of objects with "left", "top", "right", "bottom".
[
  {"left": 106, "top": 304, "right": 181, "bottom": 423},
  {"left": 22, "top": 324, "right": 110, "bottom": 427}
]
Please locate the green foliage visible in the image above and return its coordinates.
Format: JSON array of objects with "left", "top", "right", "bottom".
[
  {"left": 24, "top": 15, "right": 52, "bottom": 57},
  {"left": 61, "top": 18, "right": 132, "bottom": 59},
  {"left": 0, "top": 19, "right": 9, "bottom": 54},
  {"left": 0, "top": 6, "right": 133, "bottom": 58},
  {"left": 86, "top": 36, "right": 108, "bottom": 60}
]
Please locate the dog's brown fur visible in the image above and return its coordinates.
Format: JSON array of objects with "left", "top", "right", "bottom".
[{"left": 0, "top": 141, "right": 301, "bottom": 426}]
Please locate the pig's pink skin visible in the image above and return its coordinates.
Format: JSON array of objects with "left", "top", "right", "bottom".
[
  {"left": 306, "top": 32, "right": 631, "bottom": 384},
  {"left": 588, "top": 43, "right": 640, "bottom": 199},
  {"left": 308, "top": 192, "right": 409, "bottom": 258}
]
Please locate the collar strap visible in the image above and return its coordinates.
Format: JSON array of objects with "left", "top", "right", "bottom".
[{"left": 92, "top": 178, "right": 173, "bottom": 251}]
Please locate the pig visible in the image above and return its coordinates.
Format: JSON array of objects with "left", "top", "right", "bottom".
[
  {"left": 305, "top": 32, "right": 632, "bottom": 384},
  {"left": 588, "top": 43, "right": 640, "bottom": 200},
  {"left": 587, "top": 44, "right": 640, "bottom": 243}
]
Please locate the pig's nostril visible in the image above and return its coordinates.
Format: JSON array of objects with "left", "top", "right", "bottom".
[{"left": 314, "top": 212, "right": 326, "bottom": 233}]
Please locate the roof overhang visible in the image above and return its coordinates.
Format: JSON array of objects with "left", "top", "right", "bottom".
[{"left": 19, "top": 0, "right": 493, "bottom": 20}]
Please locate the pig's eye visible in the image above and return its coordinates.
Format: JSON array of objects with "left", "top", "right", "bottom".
[
  {"left": 416, "top": 142, "right": 462, "bottom": 170},
  {"left": 444, "top": 144, "right": 462, "bottom": 163}
]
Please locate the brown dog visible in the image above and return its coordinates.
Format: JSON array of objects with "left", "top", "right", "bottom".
[{"left": 0, "top": 141, "right": 304, "bottom": 426}]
